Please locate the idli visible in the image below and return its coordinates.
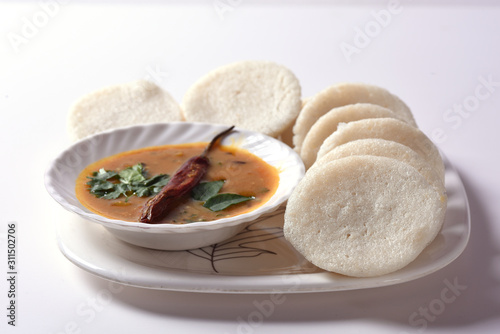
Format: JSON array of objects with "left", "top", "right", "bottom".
[
  {"left": 284, "top": 155, "right": 447, "bottom": 277},
  {"left": 300, "top": 103, "right": 406, "bottom": 168},
  {"left": 182, "top": 60, "right": 302, "bottom": 137},
  {"left": 293, "top": 82, "right": 416, "bottom": 153},
  {"left": 316, "top": 118, "right": 445, "bottom": 179},
  {"left": 312, "top": 138, "right": 446, "bottom": 195},
  {"left": 68, "top": 80, "right": 182, "bottom": 141}
]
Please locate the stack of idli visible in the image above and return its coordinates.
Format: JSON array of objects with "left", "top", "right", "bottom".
[{"left": 284, "top": 83, "right": 447, "bottom": 277}]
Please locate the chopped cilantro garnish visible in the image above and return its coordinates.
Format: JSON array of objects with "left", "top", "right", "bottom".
[{"left": 86, "top": 163, "right": 169, "bottom": 201}]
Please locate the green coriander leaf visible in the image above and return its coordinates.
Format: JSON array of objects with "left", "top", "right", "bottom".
[
  {"left": 87, "top": 167, "right": 118, "bottom": 197},
  {"left": 119, "top": 163, "right": 146, "bottom": 184},
  {"left": 134, "top": 186, "right": 151, "bottom": 198},
  {"left": 150, "top": 176, "right": 170, "bottom": 193},
  {"left": 86, "top": 169, "right": 118, "bottom": 187},
  {"left": 140, "top": 174, "right": 170, "bottom": 187},
  {"left": 191, "top": 180, "right": 225, "bottom": 201},
  {"left": 101, "top": 183, "right": 131, "bottom": 200},
  {"left": 95, "top": 168, "right": 118, "bottom": 180},
  {"left": 203, "top": 193, "right": 254, "bottom": 212},
  {"left": 152, "top": 185, "right": 166, "bottom": 194},
  {"left": 89, "top": 180, "right": 115, "bottom": 195},
  {"left": 133, "top": 174, "right": 170, "bottom": 197},
  {"left": 86, "top": 163, "right": 169, "bottom": 200}
]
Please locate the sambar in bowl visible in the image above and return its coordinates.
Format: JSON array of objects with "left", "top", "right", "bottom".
[{"left": 45, "top": 122, "right": 304, "bottom": 250}]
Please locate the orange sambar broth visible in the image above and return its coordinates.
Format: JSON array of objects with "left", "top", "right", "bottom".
[{"left": 75, "top": 143, "right": 279, "bottom": 224}]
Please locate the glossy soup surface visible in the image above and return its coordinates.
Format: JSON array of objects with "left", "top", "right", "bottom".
[{"left": 75, "top": 143, "right": 279, "bottom": 224}]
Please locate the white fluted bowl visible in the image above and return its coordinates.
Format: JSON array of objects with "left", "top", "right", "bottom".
[{"left": 45, "top": 122, "right": 305, "bottom": 250}]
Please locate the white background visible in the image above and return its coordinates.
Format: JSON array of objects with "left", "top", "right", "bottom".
[{"left": 1, "top": 0, "right": 500, "bottom": 333}]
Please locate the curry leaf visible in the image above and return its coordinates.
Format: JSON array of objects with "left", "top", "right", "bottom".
[
  {"left": 191, "top": 180, "right": 225, "bottom": 201},
  {"left": 203, "top": 193, "right": 254, "bottom": 212}
]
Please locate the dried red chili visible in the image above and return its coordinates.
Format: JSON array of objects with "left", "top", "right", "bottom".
[{"left": 138, "top": 126, "right": 235, "bottom": 223}]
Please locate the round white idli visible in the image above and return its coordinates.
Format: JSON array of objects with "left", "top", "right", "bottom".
[
  {"left": 293, "top": 82, "right": 416, "bottom": 153},
  {"left": 316, "top": 118, "right": 445, "bottom": 179},
  {"left": 300, "top": 103, "right": 407, "bottom": 169},
  {"left": 312, "top": 138, "right": 446, "bottom": 195},
  {"left": 68, "top": 80, "right": 183, "bottom": 141},
  {"left": 284, "top": 155, "right": 447, "bottom": 277},
  {"left": 279, "top": 97, "right": 312, "bottom": 147},
  {"left": 182, "top": 60, "right": 302, "bottom": 138}
]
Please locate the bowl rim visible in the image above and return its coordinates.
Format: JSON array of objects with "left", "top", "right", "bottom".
[{"left": 44, "top": 121, "right": 305, "bottom": 233}]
